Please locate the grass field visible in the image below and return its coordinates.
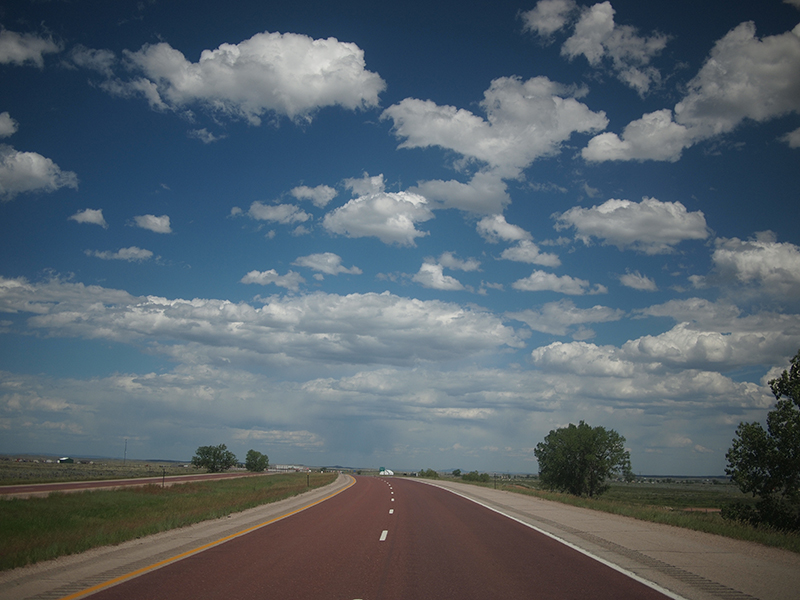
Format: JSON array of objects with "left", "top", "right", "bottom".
[
  {"left": 491, "top": 478, "right": 800, "bottom": 554},
  {"left": 0, "top": 456, "right": 191, "bottom": 485},
  {"left": 0, "top": 471, "right": 337, "bottom": 571}
]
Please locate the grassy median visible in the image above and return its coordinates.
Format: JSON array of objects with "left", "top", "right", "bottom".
[{"left": 0, "top": 472, "right": 337, "bottom": 571}]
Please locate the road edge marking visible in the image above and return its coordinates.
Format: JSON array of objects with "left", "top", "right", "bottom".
[
  {"left": 415, "top": 479, "right": 688, "bottom": 600},
  {"left": 57, "top": 474, "right": 357, "bottom": 600}
]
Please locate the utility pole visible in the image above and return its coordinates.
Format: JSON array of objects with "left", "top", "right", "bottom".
[{"left": 123, "top": 438, "right": 127, "bottom": 466}]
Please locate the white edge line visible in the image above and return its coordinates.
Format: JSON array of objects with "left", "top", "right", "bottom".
[{"left": 418, "top": 481, "right": 688, "bottom": 600}]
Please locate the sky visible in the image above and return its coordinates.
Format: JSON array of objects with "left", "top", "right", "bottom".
[{"left": 1, "top": 0, "right": 799, "bottom": 475}]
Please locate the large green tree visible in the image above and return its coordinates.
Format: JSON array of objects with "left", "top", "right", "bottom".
[
  {"left": 724, "top": 351, "right": 800, "bottom": 530},
  {"left": 534, "top": 421, "right": 632, "bottom": 497},
  {"left": 245, "top": 449, "right": 269, "bottom": 472},
  {"left": 191, "top": 444, "right": 237, "bottom": 473}
]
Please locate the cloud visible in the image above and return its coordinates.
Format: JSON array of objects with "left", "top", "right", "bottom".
[
  {"left": 0, "top": 276, "right": 524, "bottom": 369},
  {"left": 507, "top": 299, "right": 623, "bottom": 336},
  {"left": 621, "top": 321, "right": 799, "bottom": 371},
  {"left": 0, "top": 144, "right": 78, "bottom": 200},
  {"left": 477, "top": 214, "right": 531, "bottom": 243},
  {"left": 69, "top": 208, "right": 108, "bottom": 228},
  {"left": 116, "top": 31, "right": 385, "bottom": 124},
  {"left": 412, "top": 262, "right": 465, "bottom": 291},
  {"left": 133, "top": 214, "right": 172, "bottom": 233},
  {"left": 709, "top": 234, "right": 800, "bottom": 299},
  {"left": 619, "top": 270, "right": 657, "bottom": 291},
  {"left": 0, "top": 112, "right": 18, "bottom": 138},
  {"left": 410, "top": 171, "right": 511, "bottom": 214},
  {"left": 584, "top": 21, "right": 800, "bottom": 162},
  {"left": 291, "top": 184, "right": 337, "bottom": 208},
  {"left": 292, "top": 253, "right": 362, "bottom": 276},
  {"left": 780, "top": 126, "right": 800, "bottom": 148},
  {"left": 675, "top": 21, "right": 800, "bottom": 136},
  {"left": 323, "top": 181, "right": 433, "bottom": 246},
  {"left": 382, "top": 76, "right": 607, "bottom": 177},
  {"left": 240, "top": 269, "right": 305, "bottom": 291},
  {"left": 188, "top": 128, "right": 224, "bottom": 144},
  {"left": 582, "top": 109, "right": 693, "bottom": 163},
  {"left": 0, "top": 29, "right": 61, "bottom": 67},
  {"left": 247, "top": 202, "right": 311, "bottom": 224},
  {"left": 68, "top": 45, "right": 116, "bottom": 76},
  {"left": 500, "top": 240, "right": 561, "bottom": 267},
  {"left": 86, "top": 246, "right": 153, "bottom": 262},
  {"left": 437, "top": 252, "right": 480, "bottom": 272},
  {"left": 512, "top": 270, "right": 607, "bottom": 295},
  {"left": 560, "top": 1, "right": 669, "bottom": 96},
  {"left": 520, "top": 0, "right": 578, "bottom": 38},
  {"left": 554, "top": 197, "right": 709, "bottom": 254}
]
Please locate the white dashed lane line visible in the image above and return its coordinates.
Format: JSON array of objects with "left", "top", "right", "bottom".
[{"left": 379, "top": 530, "right": 388, "bottom": 541}]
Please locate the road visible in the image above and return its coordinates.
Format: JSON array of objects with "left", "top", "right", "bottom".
[{"left": 80, "top": 476, "right": 670, "bottom": 600}]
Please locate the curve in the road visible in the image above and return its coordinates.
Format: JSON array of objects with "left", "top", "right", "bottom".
[{"left": 68, "top": 476, "right": 677, "bottom": 600}]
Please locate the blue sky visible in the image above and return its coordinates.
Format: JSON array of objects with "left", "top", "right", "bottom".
[{"left": 1, "top": 0, "right": 799, "bottom": 475}]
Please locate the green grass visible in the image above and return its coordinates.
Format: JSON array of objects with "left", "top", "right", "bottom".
[
  {"left": 0, "top": 472, "right": 337, "bottom": 571},
  {"left": 0, "top": 456, "right": 191, "bottom": 485},
  {"left": 492, "top": 479, "right": 800, "bottom": 554}
]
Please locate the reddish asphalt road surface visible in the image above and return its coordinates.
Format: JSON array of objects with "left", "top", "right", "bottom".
[{"left": 84, "top": 476, "right": 670, "bottom": 600}]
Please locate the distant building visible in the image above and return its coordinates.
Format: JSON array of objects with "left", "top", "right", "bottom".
[
  {"left": 58, "top": 457, "right": 74, "bottom": 464},
  {"left": 379, "top": 468, "right": 394, "bottom": 476}
]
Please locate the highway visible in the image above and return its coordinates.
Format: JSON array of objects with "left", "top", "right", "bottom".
[{"left": 82, "top": 476, "right": 670, "bottom": 600}]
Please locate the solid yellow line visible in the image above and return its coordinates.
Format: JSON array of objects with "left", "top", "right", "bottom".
[{"left": 58, "top": 475, "right": 357, "bottom": 600}]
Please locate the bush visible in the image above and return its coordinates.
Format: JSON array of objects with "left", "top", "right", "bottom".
[{"left": 462, "top": 470, "right": 490, "bottom": 483}]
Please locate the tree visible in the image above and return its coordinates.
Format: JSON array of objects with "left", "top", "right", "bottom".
[
  {"left": 462, "top": 470, "right": 490, "bottom": 483},
  {"left": 451, "top": 469, "right": 462, "bottom": 478},
  {"left": 245, "top": 449, "right": 269, "bottom": 472},
  {"left": 191, "top": 444, "right": 237, "bottom": 473},
  {"left": 418, "top": 468, "right": 439, "bottom": 479},
  {"left": 723, "top": 351, "right": 800, "bottom": 530},
  {"left": 534, "top": 421, "right": 632, "bottom": 497}
]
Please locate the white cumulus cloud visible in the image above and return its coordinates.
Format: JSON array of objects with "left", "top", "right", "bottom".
[
  {"left": 240, "top": 269, "right": 305, "bottom": 292},
  {"left": 0, "top": 144, "right": 78, "bottom": 201},
  {"left": 247, "top": 202, "right": 311, "bottom": 224},
  {"left": 584, "top": 21, "right": 800, "bottom": 162},
  {"left": 0, "top": 112, "right": 18, "bottom": 138},
  {"left": 710, "top": 234, "right": 800, "bottom": 299},
  {"left": 554, "top": 197, "right": 709, "bottom": 254},
  {"left": 413, "top": 262, "right": 465, "bottom": 291},
  {"left": 291, "top": 184, "right": 338, "bottom": 208},
  {"left": 0, "top": 29, "right": 61, "bottom": 67},
  {"left": 512, "top": 270, "right": 606, "bottom": 295},
  {"left": 133, "top": 214, "right": 172, "bottom": 233},
  {"left": 117, "top": 31, "right": 385, "bottom": 124},
  {"left": 619, "top": 270, "right": 657, "bottom": 291},
  {"left": 507, "top": 299, "right": 623, "bottom": 336},
  {"left": 69, "top": 208, "right": 108, "bottom": 228},
  {"left": 86, "top": 247, "right": 153, "bottom": 262},
  {"left": 520, "top": 0, "right": 577, "bottom": 38},
  {"left": 383, "top": 76, "right": 607, "bottom": 177},
  {"left": 293, "top": 253, "right": 362, "bottom": 276},
  {"left": 500, "top": 240, "right": 561, "bottom": 267},
  {"left": 323, "top": 188, "right": 433, "bottom": 247},
  {"left": 477, "top": 214, "right": 531, "bottom": 243}
]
